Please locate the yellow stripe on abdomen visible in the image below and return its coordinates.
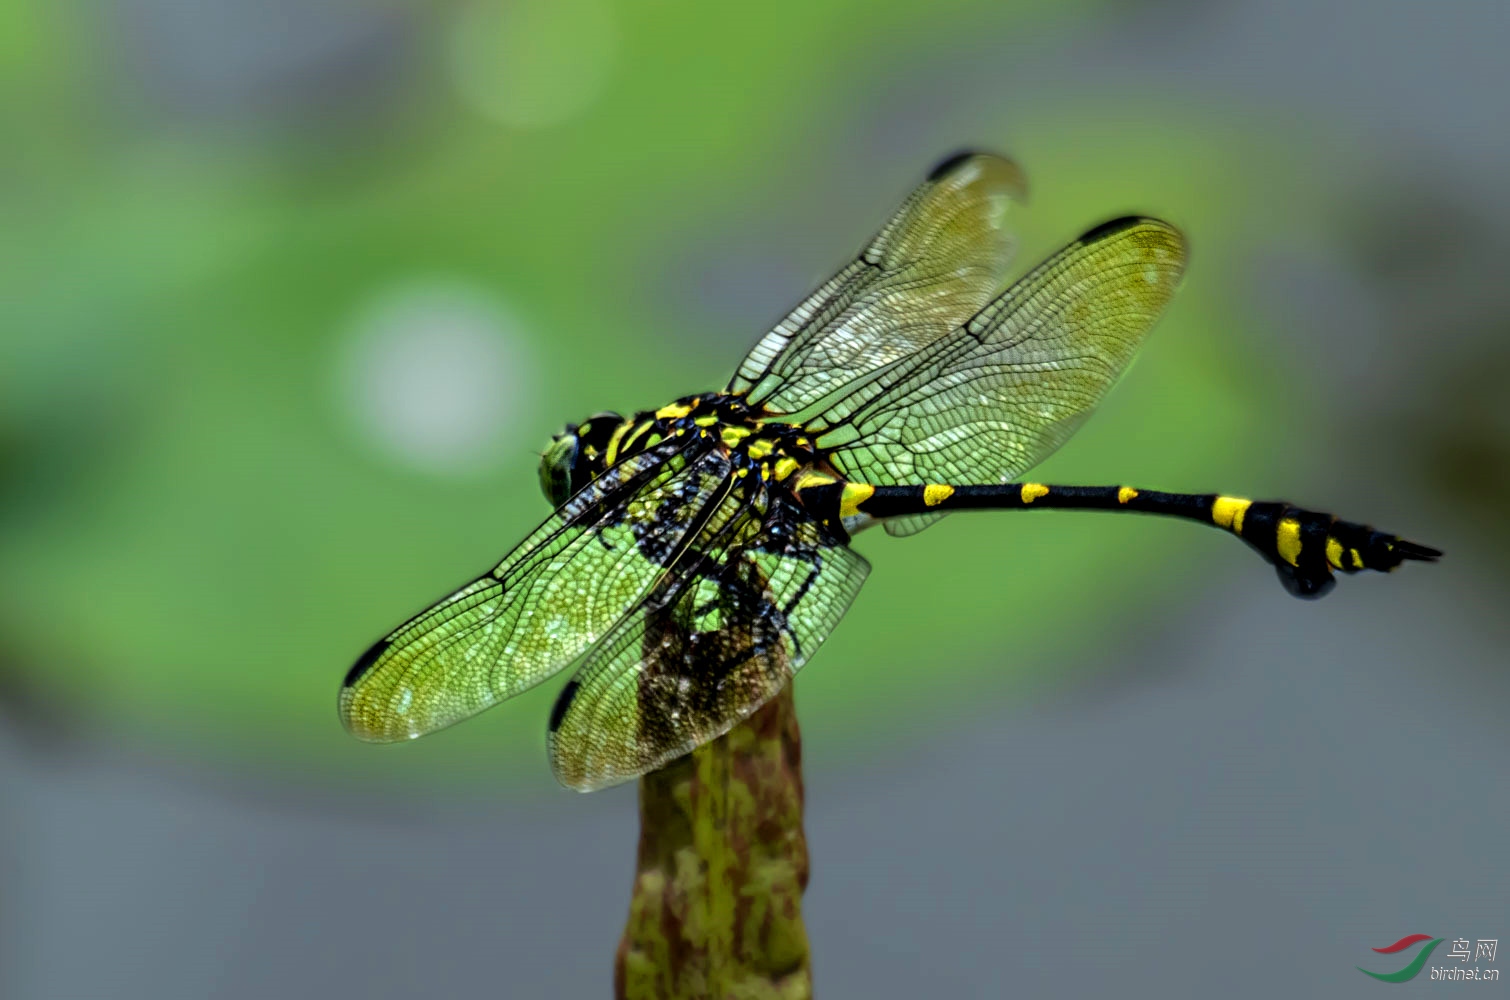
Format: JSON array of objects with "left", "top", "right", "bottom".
[
  {"left": 840, "top": 483, "right": 875, "bottom": 518},
  {"left": 1211, "top": 495, "right": 1251, "bottom": 534},
  {"left": 923, "top": 484, "right": 954, "bottom": 507},
  {"left": 1276, "top": 517, "right": 1303, "bottom": 566},
  {"left": 1020, "top": 483, "right": 1049, "bottom": 503}
]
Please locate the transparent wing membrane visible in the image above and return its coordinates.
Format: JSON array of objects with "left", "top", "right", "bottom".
[
  {"left": 729, "top": 152, "right": 1026, "bottom": 414},
  {"left": 339, "top": 436, "right": 730, "bottom": 742},
  {"left": 810, "top": 217, "right": 1187, "bottom": 504},
  {"left": 548, "top": 491, "right": 869, "bottom": 791}
]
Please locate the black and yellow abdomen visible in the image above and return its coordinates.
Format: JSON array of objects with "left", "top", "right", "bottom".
[
  {"left": 1206, "top": 496, "right": 1439, "bottom": 598},
  {"left": 797, "top": 480, "right": 1440, "bottom": 599}
]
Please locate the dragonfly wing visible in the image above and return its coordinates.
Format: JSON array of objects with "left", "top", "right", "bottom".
[
  {"left": 339, "top": 435, "right": 734, "bottom": 742},
  {"left": 728, "top": 152, "right": 1026, "bottom": 414},
  {"left": 810, "top": 217, "right": 1187, "bottom": 525},
  {"left": 548, "top": 488, "right": 870, "bottom": 791}
]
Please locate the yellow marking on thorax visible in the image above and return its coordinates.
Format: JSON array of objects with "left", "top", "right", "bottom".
[
  {"left": 603, "top": 419, "right": 640, "bottom": 466},
  {"left": 655, "top": 402, "right": 693, "bottom": 420},
  {"left": 923, "top": 484, "right": 954, "bottom": 507},
  {"left": 745, "top": 437, "right": 775, "bottom": 460},
  {"left": 1118, "top": 486, "right": 1138, "bottom": 504},
  {"left": 840, "top": 482, "right": 875, "bottom": 518},
  {"left": 1349, "top": 548, "right": 1363, "bottom": 569},
  {"left": 693, "top": 414, "right": 718, "bottom": 428},
  {"left": 1211, "top": 495, "right": 1251, "bottom": 534},
  {"left": 793, "top": 470, "right": 836, "bottom": 492},
  {"left": 1325, "top": 537, "right": 1345, "bottom": 570},
  {"left": 1020, "top": 483, "right": 1050, "bottom": 504},
  {"left": 1276, "top": 517, "right": 1303, "bottom": 566},
  {"left": 773, "top": 457, "right": 800, "bottom": 480},
  {"left": 720, "top": 424, "right": 751, "bottom": 448}
]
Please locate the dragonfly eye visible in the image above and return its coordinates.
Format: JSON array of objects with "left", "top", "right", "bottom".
[
  {"left": 539, "top": 413, "right": 625, "bottom": 508},
  {"left": 538, "top": 432, "right": 579, "bottom": 508}
]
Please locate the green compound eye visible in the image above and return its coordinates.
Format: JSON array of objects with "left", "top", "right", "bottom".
[{"left": 538, "top": 433, "right": 578, "bottom": 508}]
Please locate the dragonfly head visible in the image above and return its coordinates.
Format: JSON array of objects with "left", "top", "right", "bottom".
[{"left": 539, "top": 411, "right": 624, "bottom": 508}]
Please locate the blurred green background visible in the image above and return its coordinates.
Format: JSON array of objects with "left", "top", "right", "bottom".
[
  {"left": 3, "top": 1, "right": 1505, "bottom": 997},
  {"left": 0, "top": 0, "right": 1319, "bottom": 779}
]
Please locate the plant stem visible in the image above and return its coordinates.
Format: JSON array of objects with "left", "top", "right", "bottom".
[{"left": 615, "top": 682, "right": 812, "bottom": 999}]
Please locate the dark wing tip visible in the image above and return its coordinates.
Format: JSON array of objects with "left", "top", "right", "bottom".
[
  {"left": 925, "top": 150, "right": 1029, "bottom": 202},
  {"left": 1394, "top": 539, "right": 1443, "bottom": 562},
  {"left": 927, "top": 149, "right": 989, "bottom": 180},
  {"left": 548, "top": 679, "right": 580, "bottom": 733},
  {"left": 343, "top": 637, "right": 391, "bottom": 689},
  {"left": 1078, "top": 215, "right": 1155, "bottom": 244}
]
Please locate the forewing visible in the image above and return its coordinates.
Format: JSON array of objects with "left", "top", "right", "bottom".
[
  {"left": 339, "top": 435, "right": 732, "bottom": 742},
  {"left": 728, "top": 152, "right": 1026, "bottom": 414},
  {"left": 810, "top": 217, "right": 1186, "bottom": 530},
  {"left": 547, "top": 489, "right": 870, "bottom": 791}
]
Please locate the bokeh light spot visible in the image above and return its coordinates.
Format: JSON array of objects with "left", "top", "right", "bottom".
[
  {"left": 336, "top": 279, "right": 534, "bottom": 476},
  {"left": 448, "top": 0, "right": 617, "bottom": 129}
]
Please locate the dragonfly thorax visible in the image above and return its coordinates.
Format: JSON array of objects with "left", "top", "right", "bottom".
[{"left": 540, "top": 394, "right": 821, "bottom": 510}]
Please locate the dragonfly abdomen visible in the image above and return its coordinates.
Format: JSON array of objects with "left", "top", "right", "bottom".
[{"left": 813, "top": 481, "right": 1439, "bottom": 599}]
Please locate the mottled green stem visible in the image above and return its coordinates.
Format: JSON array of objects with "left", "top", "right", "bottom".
[{"left": 615, "top": 682, "right": 812, "bottom": 999}]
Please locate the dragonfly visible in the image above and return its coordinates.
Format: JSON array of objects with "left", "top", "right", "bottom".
[{"left": 340, "top": 152, "right": 1440, "bottom": 791}]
